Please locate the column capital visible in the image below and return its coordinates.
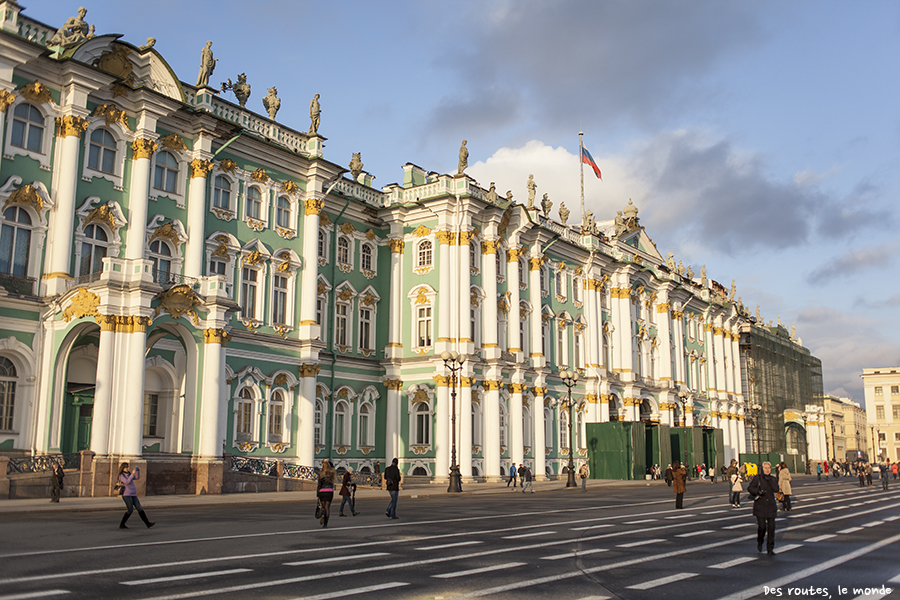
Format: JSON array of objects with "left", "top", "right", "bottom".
[
  {"left": 190, "top": 158, "right": 215, "bottom": 179},
  {"left": 132, "top": 138, "right": 159, "bottom": 159},
  {"left": 203, "top": 328, "right": 232, "bottom": 345},
  {"left": 55, "top": 115, "right": 89, "bottom": 138},
  {"left": 388, "top": 239, "right": 405, "bottom": 253},
  {"left": 481, "top": 239, "right": 500, "bottom": 254},
  {"left": 383, "top": 379, "right": 404, "bottom": 391},
  {"left": 483, "top": 380, "right": 503, "bottom": 391},
  {"left": 299, "top": 363, "right": 321, "bottom": 378},
  {"left": 533, "top": 386, "right": 547, "bottom": 397},
  {"left": 305, "top": 198, "right": 325, "bottom": 215}
]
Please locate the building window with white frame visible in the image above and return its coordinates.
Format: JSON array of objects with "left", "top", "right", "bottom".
[
  {"left": 556, "top": 271, "right": 565, "bottom": 297},
  {"left": 10, "top": 103, "right": 44, "bottom": 152},
  {"left": 337, "top": 236, "right": 350, "bottom": 267},
  {"left": 358, "top": 403, "right": 372, "bottom": 446},
  {"left": 241, "top": 266, "right": 259, "bottom": 320},
  {"left": 208, "top": 256, "right": 227, "bottom": 276},
  {"left": 557, "top": 324, "right": 566, "bottom": 367},
  {"left": 416, "top": 305, "right": 432, "bottom": 348},
  {"left": 0, "top": 206, "right": 32, "bottom": 277},
  {"left": 236, "top": 388, "right": 254, "bottom": 442},
  {"left": 88, "top": 128, "right": 117, "bottom": 174},
  {"left": 0, "top": 356, "right": 18, "bottom": 431},
  {"left": 149, "top": 239, "right": 173, "bottom": 284},
  {"left": 213, "top": 176, "right": 232, "bottom": 211},
  {"left": 268, "top": 389, "right": 284, "bottom": 443},
  {"left": 245, "top": 186, "right": 262, "bottom": 220},
  {"left": 559, "top": 409, "right": 569, "bottom": 449},
  {"left": 544, "top": 407, "right": 553, "bottom": 449},
  {"left": 522, "top": 406, "right": 532, "bottom": 447},
  {"left": 469, "top": 241, "right": 478, "bottom": 271},
  {"left": 413, "top": 401, "right": 431, "bottom": 445},
  {"left": 334, "top": 400, "right": 349, "bottom": 445},
  {"left": 416, "top": 239, "right": 433, "bottom": 268},
  {"left": 143, "top": 393, "right": 159, "bottom": 437},
  {"left": 275, "top": 196, "right": 291, "bottom": 229},
  {"left": 335, "top": 301, "right": 350, "bottom": 348},
  {"left": 499, "top": 404, "right": 508, "bottom": 447},
  {"left": 574, "top": 330, "right": 582, "bottom": 368},
  {"left": 78, "top": 224, "right": 108, "bottom": 277},
  {"left": 360, "top": 242, "right": 374, "bottom": 273},
  {"left": 272, "top": 274, "right": 289, "bottom": 326},
  {"left": 153, "top": 151, "right": 179, "bottom": 194},
  {"left": 317, "top": 230, "right": 327, "bottom": 261},
  {"left": 359, "top": 306, "right": 373, "bottom": 352},
  {"left": 314, "top": 399, "right": 324, "bottom": 445}
]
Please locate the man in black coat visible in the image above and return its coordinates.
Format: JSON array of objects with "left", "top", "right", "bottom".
[
  {"left": 748, "top": 461, "right": 779, "bottom": 555},
  {"left": 384, "top": 458, "right": 401, "bottom": 519}
]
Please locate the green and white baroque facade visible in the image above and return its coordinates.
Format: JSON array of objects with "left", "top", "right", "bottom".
[{"left": 0, "top": 4, "right": 750, "bottom": 488}]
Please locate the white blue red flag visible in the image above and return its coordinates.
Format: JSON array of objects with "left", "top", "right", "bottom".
[{"left": 581, "top": 145, "right": 602, "bottom": 179}]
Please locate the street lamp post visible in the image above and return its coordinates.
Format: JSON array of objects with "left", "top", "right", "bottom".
[
  {"left": 441, "top": 350, "right": 466, "bottom": 493},
  {"left": 747, "top": 402, "right": 763, "bottom": 469},
  {"left": 560, "top": 370, "right": 579, "bottom": 488},
  {"left": 675, "top": 389, "right": 688, "bottom": 466}
]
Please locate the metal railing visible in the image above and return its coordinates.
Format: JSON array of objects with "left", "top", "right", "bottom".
[
  {"left": 229, "top": 455, "right": 278, "bottom": 477},
  {"left": 151, "top": 270, "right": 199, "bottom": 289},
  {"left": 0, "top": 273, "right": 36, "bottom": 296},
  {"left": 229, "top": 456, "right": 382, "bottom": 486},
  {"left": 6, "top": 453, "right": 81, "bottom": 475}
]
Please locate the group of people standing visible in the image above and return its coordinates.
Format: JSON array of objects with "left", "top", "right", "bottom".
[{"left": 505, "top": 463, "right": 536, "bottom": 492}]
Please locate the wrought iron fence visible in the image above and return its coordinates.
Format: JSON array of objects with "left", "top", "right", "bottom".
[
  {"left": 350, "top": 471, "right": 382, "bottom": 487},
  {"left": 229, "top": 455, "right": 278, "bottom": 477},
  {"left": 6, "top": 453, "right": 80, "bottom": 475},
  {"left": 0, "top": 273, "right": 36, "bottom": 296},
  {"left": 151, "top": 269, "right": 199, "bottom": 290},
  {"left": 68, "top": 271, "right": 104, "bottom": 289},
  {"left": 283, "top": 463, "right": 318, "bottom": 481},
  {"left": 229, "top": 457, "right": 382, "bottom": 486}
]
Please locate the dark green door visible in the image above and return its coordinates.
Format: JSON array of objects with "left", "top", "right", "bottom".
[{"left": 62, "top": 389, "right": 94, "bottom": 453}]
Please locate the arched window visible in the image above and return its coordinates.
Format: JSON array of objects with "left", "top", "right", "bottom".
[
  {"left": 317, "top": 230, "right": 327, "bottom": 260},
  {"left": 236, "top": 388, "right": 253, "bottom": 442},
  {"left": 413, "top": 401, "right": 430, "bottom": 445},
  {"left": 499, "top": 404, "right": 508, "bottom": 448},
  {"left": 268, "top": 389, "right": 284, "bottom": 443},
  {"left": 0, "top": 206, "right": 33, "bottom": 277},
  {"left": 337, "top": 236, "right": 350, "bottom": 266},
  {"left": 149, "top": 239, "right": 172, "bottom": 284},
  {"left": 78, "top": 224, "right": 108, "bottom": 277},
  {"left": 10, "top": 103, "right": 43, "bottom": 152},
  {"left": 213, "top": 176, "right": 232, "bottom": 211},
  {"left": 518, "top": 258, "right": 526, "bottom": 284},
  {"left": 416, "top": 240, "right": 433, "bottom": 268},
  {"left": 272, "top": 274, "right": 289, "bottom": 326},
  {"left": 88, "top": 128, "right": 117, "bottom": 174},
  {"left": 241, "top": 265, "right": 260, "bottom": 320},
  {"left": 469, "top": 241, "right": 477, "bottom": 270},
  {"left": 556, "top": 271, "right": 565, "bottom": 297},
  {"left": 560, "top": 409, "right": 569, "bottom": 449},
  {"left": 334, "top": 400, "right": 349, "bottom": 445},
  {"left": 544, "top": 407, "right": 553, "bottom": 449},
  {"left": 358, "top": 403, "right": 371, "bottom": 446},
  {"left": 275, "top": 196, "right": 291, "bottom": 228},
  {"left": 541, "top": 315, "right": 551, "bottom": 357},
  {"left": 314, "top": 399, "right": 324, "bottom": 445},
  {"left": 246, "top": 187, "right": 262, "bottom": 220},
  {"left": 0, "top": 356, "right": 17, "bottom": 431},
  {"left": 522, "top": 406, "right": 532, "bottom": 447},
  {"left": 360, "top": 243, "right": 373, "bottom": 272},
  {"left": 153, "top": 151, "right": 179, "bottom": 194},
  {"left": 573, "top": 277, "right": 581, "bottom": 303}
]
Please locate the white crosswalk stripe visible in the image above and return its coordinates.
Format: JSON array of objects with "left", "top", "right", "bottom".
[
  {"left": 628, "top": 572, "right": 698, "bottom": 589},
  {"left": 433, "top": 562, "right": 526, "bottom": 578},
  {"left": 709, "top": 557, "right": 757, "bottom": 569}
]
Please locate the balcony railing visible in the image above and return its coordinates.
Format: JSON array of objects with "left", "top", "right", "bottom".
[
  {"left": 151, "top": 270, "right": 199, "bottom": 290},
  {"left": 0, "top": 272, "right": 36, "bottom": 295},
  {"left": 6, "top": 453, "right": 81, "bottom": 475}
]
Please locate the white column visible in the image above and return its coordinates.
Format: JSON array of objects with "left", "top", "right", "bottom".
[
  {"left": 198, "top": 330, "right": 226, "bottom": 457},
  {"left": 714, "top": 318, "right": 728, "bottom": 399},
  {"left": 435, "top": 384, "right": 450, "bottom": 482},
  {"left": 297, "top": 367, "right": 317, "bottom": 466},
  {"left": 437, "top": 233, "right": 452, "bottom": 347},
  {"left": 657, "top": 298, "right": 673, "bottom": 383},
  {"left": 184, "top": 159, "right": 213, "bottom": 278},
  {"left": 817, "top": 415, "right": 827, "bottom": 461},
  {"left": 509, "top": 383, "right": 524, "bottom": 468},
  {"left": 482, "top": 380, "right": 500, "bottom": 480},
  {"left": 386, "top": 240, "right": 404, "bottom": 358},
  {"left": 672, "top": 307, "right": 686, "bottom": 386},
  {"left": 121, "top": 318, "right": 149, "bottom": 457},
  {"left": 458, "top": 234, "right": 471, "bottom": 351},
  {"left": 614, "top": 283, "right": 633, "bottom": 375},
  {"left": 705, "top": 322, "right": 717, "bottom": 397},
  {"left": 89, "top": 318, "right": 116, "bottom": 455},
  {"left": 532, "top": 384, "right": 546, "bottom": 479},
  {"left": 45, "top": 115, "right": 89, "bottom": 294},
  {"left": 723, "top": 330, "right": 735, "bottom": 397},
  {"left": 481, "top": 239, "right": 499, "bottom": 357},
  {"left": 730, "top": 413, "right": 740, "bottom": 462},
  {"left": 506, "top": 247, "right": 521, "bottom": 353},
  {"left": 738, "top": 416, "right": 747, "bottom": 455},
  {"left": 298, "top": 199, "right": 322, "bottom": 338},
  {"left": 529, "top": 253, "right": 544, "bottom": 369},
  {"left": 125, "top": 138, "right": 157, "bottom": 261},
  {"left": 459, "top": 381, "right": 472, "bottom": 479},
  {"left": 384, "top": 381, "right": 402, "bottom": 461}
]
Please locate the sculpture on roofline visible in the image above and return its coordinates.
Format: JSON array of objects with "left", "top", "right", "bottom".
[
  {"left": 685, "top": 265, "right": 694, "bottom": 279},
  {"left": 349, "top": 153, "right": 364, "bottom": 181},
  {"left": 622, "top": 198, "right": 640, "bottom": 230},
  {"left": 665, "top": 253, "right": 676, "bottom": 271},
  {"left": 139, "top": 37, "right": 156, "bottom": 51},
  {"left": 309, "top": 93, "right": 321, "bottom": 134},
  {"left": 457, "top": 140, "right": 468, "bottom": 175},
  {"left": 526, "top": 174, "right": 537, "bottom": 209},
  {"left": 729, "top": 279, "right": 736, "bottom": 301},
  {"left": 700, "top": 265, "right": 707, "bottom": 287},
  {"left": 540, "top": 193, "right": 552, "bottom": 218},
  {"left": 756, "top": 305, "right": 761, "bottom": 322},
  {"left": 614, "top": 210, "right": 627, "bottom": 237},
  {"left": 582, "top": 209, "right": 594, "bottom": 233},
  {"left": 195, "top": 41, "right": 218, "bottom": 88},
  {"left": 484, "top": 182, "right": 498, "bottom": 204},
  {"left": 676, "top": 261, "right": 685, "bottom": 276},
  {"left": 49, "top": 6, "right": 94, "bottom": 48},
  {"left": 262, "top": 86, "right": 281, "bottom": 120},
  {"left": 558, "top": 202, "right": 569, "bottom": 225},
  {"left": 221, "top": 74, "right": 250, "bottom": 108}
]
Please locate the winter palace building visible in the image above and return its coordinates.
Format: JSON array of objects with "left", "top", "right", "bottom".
[{"left": 0, "top": 3, "right": 778, "bottom": 493}]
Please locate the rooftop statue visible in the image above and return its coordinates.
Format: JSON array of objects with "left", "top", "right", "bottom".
[
  {"left": 700, "top": 265, "right": 707, "bottom": 287},
  {"left": 582, "top": 209, "right": 593, "bottom": 233},
  {"left": 49, "top": 6, "right": 94, "bottom": 48},
  {"left": 614, "top": 210, "right": 627, "bottom": 236},
  {"left": 665, "top": 253, "right": 676, "bottom": 271},
  {"left": 540, "top": 193, "right": 552, "bottom": 218},
  {"left": 756, "top": 305, "right": 761, "bottom": 322},
  {"left": 558, "top": 202, "right": 569, "bottom": 225},
  {"left": 262, "top": 86, "right": 281, "bottom": 120},
  {"left": 484, "top": 182, "right": 499, "bottom": 204},
  {"left": 195, "top": 41, "right": 218, "bottom": 88},
  {"left": 676, "top": 261, "right": 685, "bottom": 276},
  {"left": 349, "top": 153, "right": 364, "bottom": 181},
  {"left": 139, "top": 37, "right": 156, "bottom": 51},
  {"left": 457, "top": 140, "right": 468, "bottom": 175},
  {"left": 622, "top": 198, "right": 640, "bottom": 230},
  {"left": 729, "top": 279, "right": 736, "bottom": 301},
  {"left": 221, "top": 74, "right": 250, "bottom": 108},
  {"left": 791, "top": 324, "right": 796, "bottom": 339},
  {"left": 685, "top": 265, "right": 694, "bottom": 279},
  {"left": 309, "top": 93, "right": 321, "bottom": 134},
  {"left": 526, "top": 174, "right": 537, "bottom": 209}
]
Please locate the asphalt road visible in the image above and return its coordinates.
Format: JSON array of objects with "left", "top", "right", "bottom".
[{"left": 1, "top": 477, "right": 898, "bottom": 600}]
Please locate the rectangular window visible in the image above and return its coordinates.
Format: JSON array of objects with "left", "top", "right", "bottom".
[
  {"left": 892, "top": 386, "right": 899, "bottom": 395},
  {"left": 359, "top": 307, "right": 372, "bottom": 351},
  {"left": 876, "top": 406, "right": 884, "bottom": 420},
  {"left": 268, "top": 403, "right": 283, "bottom": 442},
  {"left": 209, "top": 259, "right": 226, "bottom": 276},
  {"left": 417, "top": 306, "right": 432, "bottom": 347},
  {"left": 557, "top": 329, "right": 564, "bottom": 365},
  {"left": 237, "top": 403, "right": 252, "bottom": 441},
  {"left": 893, "top": 405, "right": 900, "bottom": 420},
  {"left": 143, "top": 393, "right": 158, "bottom": 437},
  {"left": 272, "top": 275, "right": 288, "bottom": 325},
  {"left": 875, "top": 386, "right": 883, "bottom": 395},
  {"left": 241, "top": 267, "right": 258, "bottom": 319},
  {"left": 336, "top": 303, "right": 348, "bottom": 346},
  {"left": 416, "top": 412, "right": 430, "bottom": 445},
  {"left": 0, "top": 378, "right": 16, "bottom": 430},
  {"left": 359, "top": 413, "right": 370, "bottom": 446}
]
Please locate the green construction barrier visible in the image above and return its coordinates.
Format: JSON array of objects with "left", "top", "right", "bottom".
[
  {"left": 702, "top": 428, "right": 726, "bottom": 472},
  {"left": 586, "top": 422, "right": 648, "bottom": 481},
  {"left": 645, "top": 424, "right": 672, "bottom": 475}
]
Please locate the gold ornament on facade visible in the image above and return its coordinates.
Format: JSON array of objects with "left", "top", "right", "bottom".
[
  {"left": 481, "top": 239, "right": 499, "bottom": 255},
  {"left": 83, "top": 202, "right": 117, "bottom": 231},
  {"left": 506, "top": 247, "right": 521, "bottom": 263},
  {"left": 153, "top": 284, "right": 201, "bottom": 325},
  {"left": 316, "top": 282, "right": 326, "bottom": 296},
  {"left": 412, "top": 225, "right": 431, "bottom": 237},
  {"left": 388, "top": 239, "right": 405, "bottom": 254},
  {"left": 433, "top": 375, "right": 449, "bottom": 387},
  {"left": 281, "top": 179, "right": 300, "bottom": 195},
  {"left": 298, "top": 364, "right": 321, "bottom": 378},
  {"left": 149, "top": 222, "right": 184, "bottom": 247},
  {"left": 203, "top": 328, "right": 232, "bottom": 345},
  {"left": 533, "top": 386, "right": 547, "bottom": 397},
  {"left": 458, "top": 230, "right": 475, "bottom": 245},
  {"left": 361, "top": 293, "right": 376, "bottom": 307},
  {"left": 337, "top": 288, "right": 353, "bottom": 302},
  {"left": 55, "top": 115, "right": 89, "bottom": 138},
  {"left": 0, "top": 90, "right": 17, "bottom": 113},
  {"left": 61, "top": 288, "right": 100, "bottom": 322},
  {"left": 383, "top": 379, "right": 403, "bottom": 391},
  {"left": 189, "top": 159, "right": 214, "bottom": 179},
  {"left": 110, "top": 82, "right": 131, "bottom": 98},
  {"left": 470, "top": 290, "right": 480, "bottom": 307},
  {"left": 243, "top": 250, "right": 264, "bottom": 266},
  {"left": 497, "top": 296, "right": 509, "bottom": 314},
  {"left": 483, "top": 380, "right": 503, "bottom": 391},
  {"left": 159, "top": 133, "right": 187, "bottom": 154},
  {"left": 250, "top": 167, "right": 268, "bottom": 183},
  {"left": 435, "top": 230, "right": 452, "bottom": 245},
  {"left": 95, "top": 314, "right": 117, "bottom": 331},
  {"left": 3, "top": 184, "right": 44, "bottom": 213},
  {"left": 414, "top": 287, "right": 429, "bottom": 305},
  {"left": 212, "top": 243, "right": 230, "bottom": 259},
  {"left": 305, "top": 198, "right": 324, "bottom": 216},
  {"left": 318, "top": 212, "right": 332, "bottom": 227},
  {"left": 364, "top": 228, "right": 377, "bottom": 241},
  {"left": 529, "top": 256, "right": 544, "bottom": 271},
  {"left": 19, "top": 81, "right": 52, "bottom": 104},
  {"left": 132, "top": 138, "right": 159, "bottom": 160},
  {"left": 339, "top": 221, "right": 356, "bottom": 235},
  {"left": 219, "top": 158, "right": 238, "bottom": 174},
  {"left": 95, "top": 44, "right": 134, "bottom": 79},
  {"left": 91, "top": 103, "right": 130, "bottom": 130}
]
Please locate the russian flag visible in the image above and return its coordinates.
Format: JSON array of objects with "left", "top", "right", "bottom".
[{"left": 581, "top": 145, "right": 602, "bottom": 179}]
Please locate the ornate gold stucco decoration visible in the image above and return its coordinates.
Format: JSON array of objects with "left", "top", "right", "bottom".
[
  {"left": 3, "top": 183, "right": 44, "bottom": 213},
  {"left": 305, "top": 198, "right": 324, "bottom": 216},
  {"left": 383, "top": 379, "right": 403, "bottom": 391},
  {"left": 212, "top": 242, "right": 230, "bottom": 259},
  {"left": 274, "top": 373, "right": 288, "bottom": 387},
  {"left": 0, "top": 90, "right": 16, "bottom": 113},
  {"left": 364, "top": 228, "right": 377, "bottom": 241},
  {"left": 361, "top": 293, "right": 376, "bottom": 307},
  {"left": 19, "top": 81, "right": 52, "bottom": 104},
  {"left": 110, "top": 82, "right": 131, "bottom": 98},
  {"left": 337, "top": 288, "right": 353, "bottom": 302},
  {"left": 415, "top": 287, "right": 430, "bottom": 305},
  {"left": 91, "top": 103, "right": 130, "bottom": 130},
  {"left": 339, "top": 222, "right": 355, "bottom": 235},
  {"left": 244, "top": 250, "right": 264, "bottom": 266},
  {"left": 95, "top": 44, "right": 133, "bottom": 80},
  {"left": 281, "top": 180, "right": 300, "bottom": 195},
  {"left": 317, "top": 282, "right": 326, "bottom": 295},
  {"left": 132, "top": 138, "right": 159, "bottom": 160},
  {"left": 388, "top": 239, "right": 404, "bottom": 253},
  {"left": 481, "top": 239, "right": 499, "bottom": 255},
  {"left": 203, "top": 328, "right": 232, "bottom": 345},
  {"left": 55, "top": 115, "right": 89, "bottom": 138},
  {"left": 189, "top": 159, "right": 214, "bottom": 179},
  {"left": 83, "top": 202, "right": 117, "bottom": 231},
  {"left": 154, "top": 284, "right": 201, "bottom": 325},
  {"left": 250, "top": 167, "right": 268, "bottom": 184},
  {"left": 298, "top": 364, "right": 321, "bottom": 378},
  {"left": 318, "top": 212, "right": 332, "bottom": 227},
  {"left": 149, "top": 221, "right": 184, "bottom": 246},
  {"left": 413, "top": 225, "right": 431, "bottom": 237},
  {"left": 61, "top": 288, "right": 100, "bottom": 322},
  {"left": 159, "top": 134, "right": 186, "bottom": 154},
  {"left": 219, "top": 158, "right": 238, "bottom": 174}
]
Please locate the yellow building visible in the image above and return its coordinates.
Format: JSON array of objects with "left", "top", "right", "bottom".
[{"left": 861, "top": 368, "right": 900, "bottom": 462}]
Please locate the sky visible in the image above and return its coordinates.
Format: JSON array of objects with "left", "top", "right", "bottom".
[{"left": 31, "top": 0, "right": 900, "bottom": 404}]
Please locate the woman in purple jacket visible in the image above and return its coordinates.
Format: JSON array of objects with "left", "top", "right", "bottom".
[{"left": 117, "top": 462, "right": 155, "bottom": 529}]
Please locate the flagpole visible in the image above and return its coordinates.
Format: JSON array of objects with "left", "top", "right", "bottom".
[{"left": 579, "top": 132, "right": 585, "bottom": 226}]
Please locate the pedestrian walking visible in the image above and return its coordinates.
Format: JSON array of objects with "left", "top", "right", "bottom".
[
  {"left": 384, "top": 457, "right": 401, "bottom": 519},
  {"left": 664, "top": 464, "right": 673, "bottom": 487},
  {"left": 709, "top": 466, "right": 716, "bottom": 483},
  {"left": 858, "top": 465, "right": 866, "bottom": 488},
  {"left": 507, "top": 463, "right": 517, "bottom": 488},
  {"left": 521, "top": 464, "right": 534, "bottom": 493},
  {"left": 50, "top": 462, "right": 64, "bottom": 503},
  {"left": 316, "top": 459, "right": 336, "bottom": 528},
  {"left": 578, "top": 463, "right": 590, "bottom": 491},
  {"left": 519, "top": 463, "right": 525, "bottom": 487},
  {"left": 816, "top": 462, "right": 822, "bottom": 481},
  {"left": 777, "top": 462, "right": 792, "bottom": 511},
  {"left": 117, "top": 462, "right": 154, "bottom": 529},
  {"left": 748, "top": 461, "right": 779, "bottom": 555},
  {"left": 672, "top": 461, "right": 687, "bottom": 509},
  {"left": 823, "top": 460, "right": 829, "bottom": 480},
  {"left": 880, "top": 462, "right": 889, "bottom": 490},
  {"left": 338, "top": 467, "right": 358, "bottom": 517},
  {"left": 865, "top": 463, "right": 873, "bottom": 489},
  {"left": 892, "top": 462, "right": 898, "bottom": 480},
  {"left": 730, "top": 470, "right": 743, "bottom": 507}
]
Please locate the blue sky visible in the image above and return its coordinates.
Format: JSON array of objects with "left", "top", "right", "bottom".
[{"left": 32, "top": 1, "right": 900, "bottom": 403}]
